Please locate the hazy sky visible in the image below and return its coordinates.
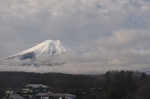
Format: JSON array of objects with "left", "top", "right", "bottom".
[{"left": 0, "top": 0, "right": 150, "bottom": 74}]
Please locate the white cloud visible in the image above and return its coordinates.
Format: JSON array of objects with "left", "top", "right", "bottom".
[{"left": 95, "top": 29, "right": 150, "bottom": 50}]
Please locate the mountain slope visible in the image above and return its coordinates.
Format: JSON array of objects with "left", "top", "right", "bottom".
[{"left": 6, "top": 40, "right": 74, "bottom": 60}]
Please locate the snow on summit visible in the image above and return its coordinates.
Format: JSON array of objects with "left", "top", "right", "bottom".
[{"left": 6, "top": 40, "right": 73, "bottom": 60}]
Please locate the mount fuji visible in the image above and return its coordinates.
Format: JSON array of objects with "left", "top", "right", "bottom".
[{"left": 5, "top": 40, "right": 75, "bottom": 66}]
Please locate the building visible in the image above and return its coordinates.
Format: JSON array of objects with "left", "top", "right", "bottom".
[
  {"left": 17, "top": 84, "right": 76, "bottom": 99},
  {"left": 36, "top": 93, "right": 76, "bottom": 99},
  {"left": 17, "top": 84, "right": 49, "bottom": 99},
  {"left": 2, "top": 93, "right": 25, "bottom": 99}
]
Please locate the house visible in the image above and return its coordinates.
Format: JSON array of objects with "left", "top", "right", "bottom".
[
  {"left": 36, "top": 93, "right": 76, "bottom": 99},
  {"left": 17, "top": 84, "right": 76, "bottom": 99},
  {"left": 17, "top": 84, "right": 49, "bottom": 99},
  {"left": 2, "top": 93, "right": 25, "bottom": 99}
]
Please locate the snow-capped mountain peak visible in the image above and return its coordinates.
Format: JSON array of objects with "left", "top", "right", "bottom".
[{"left": 6, "top": 40, "right": 73, "bottom": 60}]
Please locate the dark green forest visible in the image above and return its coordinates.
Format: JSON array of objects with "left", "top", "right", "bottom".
[{"left": 0, "top": 71, "right": 150, "bottom": 99}]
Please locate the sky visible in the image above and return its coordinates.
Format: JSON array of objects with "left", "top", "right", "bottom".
[{"left": 0, "top": 0, "right": 150, "bottom": 74}]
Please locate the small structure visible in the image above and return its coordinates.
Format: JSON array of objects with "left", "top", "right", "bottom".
[
  {"left": 36, "top": 93, "right": 76, "bottom": 99},
  {"left": 17, "top": 84, "right": 49, "bottom": 99}
]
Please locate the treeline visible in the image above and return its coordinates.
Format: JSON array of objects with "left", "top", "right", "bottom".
[
  {"left": 0, "top": 71, "right": 150, "bottom": 99},
  {"left": 81, "top": 71, "right": 150, "bottom": 99}
]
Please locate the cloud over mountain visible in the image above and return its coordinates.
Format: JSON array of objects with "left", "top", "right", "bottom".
[{"left": 2, "top": 40, "right": 75, "bottom": 66}]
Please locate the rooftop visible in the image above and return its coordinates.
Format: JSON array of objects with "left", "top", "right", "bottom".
[
  {"left": 2, "top": 93, "right": 25, "bottom": 99},
  {"left": 36, "top": 93, "right": 76, "bottom": 97},
  {"left": 25, "top": 84, "right": 49, "bottom": 88}
]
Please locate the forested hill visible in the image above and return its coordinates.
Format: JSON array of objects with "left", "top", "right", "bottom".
[
  {"left": 0, "top": 71, "right": 98, "bottom": 98},
  {"left": 0, "top": 71, "right": 150, "bottom": 99},
  {"left": 0, "top": 71, "right": 96, "bottom": 90}
]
